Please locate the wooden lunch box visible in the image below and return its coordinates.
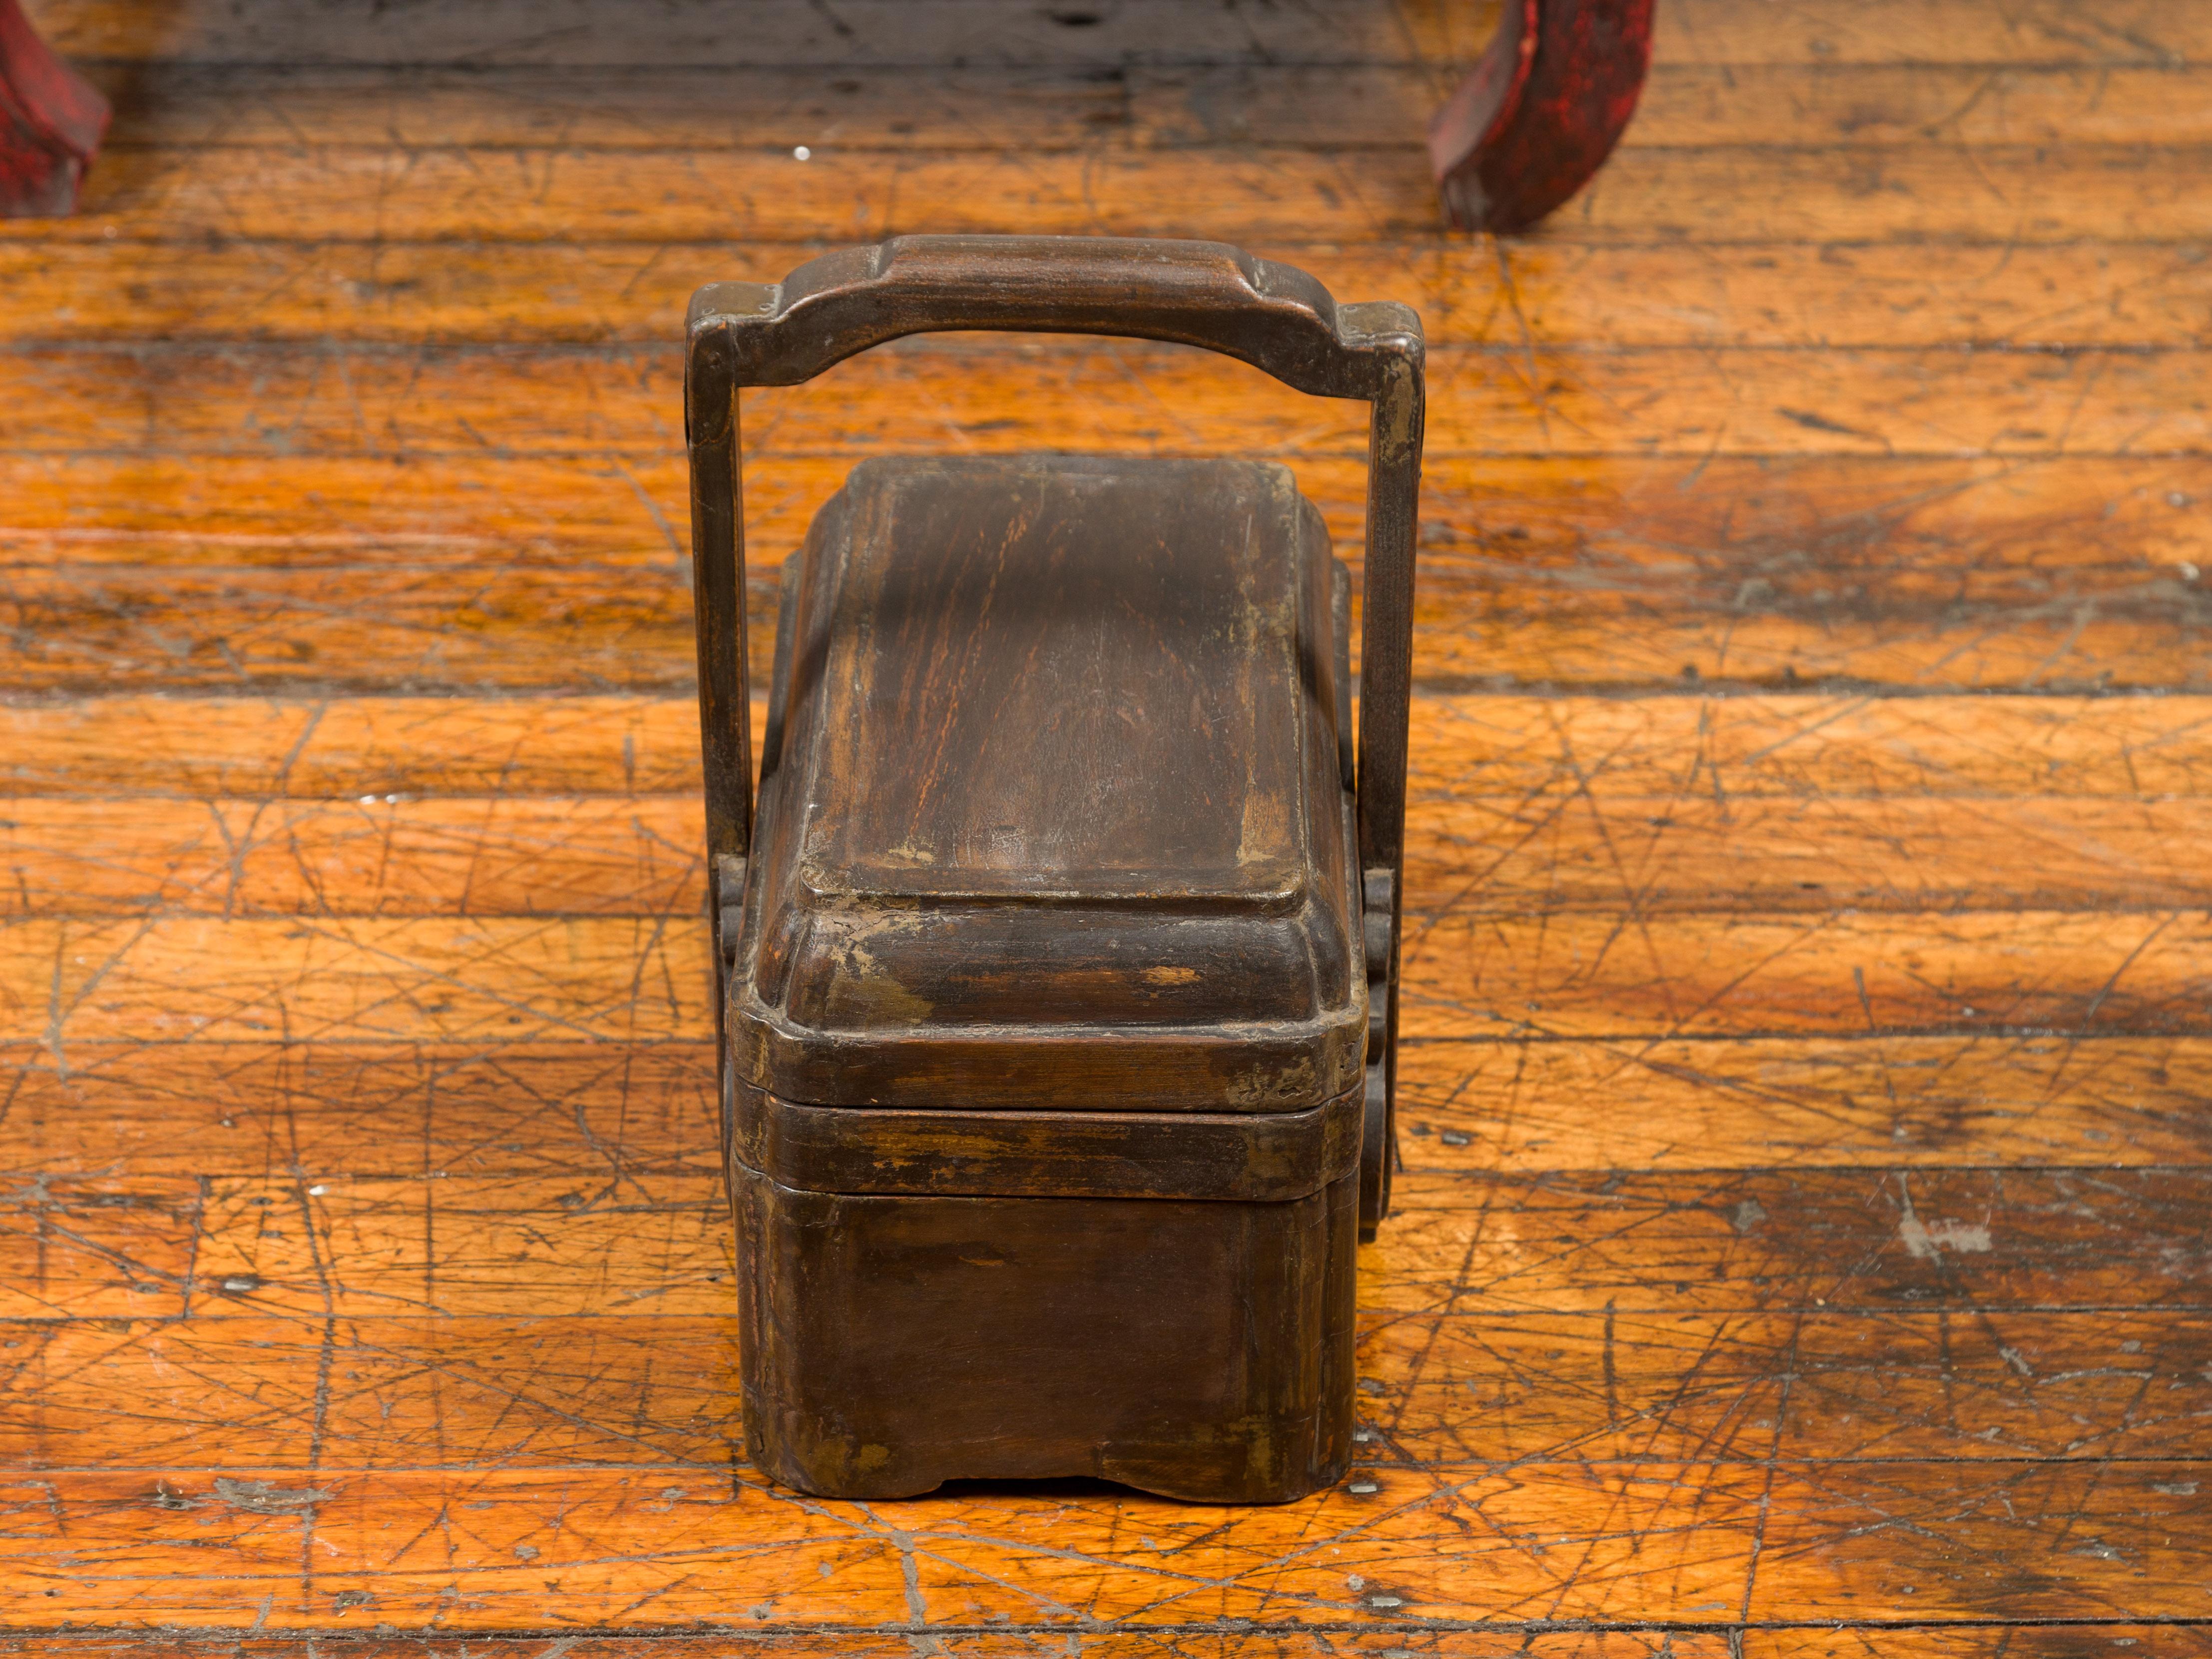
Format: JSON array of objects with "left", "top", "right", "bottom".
[{"left": 684, "top": 236, "right": 1425, "bottom": 1503}]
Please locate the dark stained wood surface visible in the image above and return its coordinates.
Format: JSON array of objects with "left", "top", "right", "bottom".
[
  {"left": 733, "top": 454, "right": 1366, "bottom": 1111},
  {"left": 2, "top": 0, "right": 2210, "bottom": 1646}
]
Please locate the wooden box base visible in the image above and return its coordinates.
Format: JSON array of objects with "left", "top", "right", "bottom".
[{"left": 730, "top": 1161, "right": 1357, "bottom": 1503}]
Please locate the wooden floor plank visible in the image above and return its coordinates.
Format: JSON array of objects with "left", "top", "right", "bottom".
[
  {"left": 0, "top": 1042, "right": 722, "bottom": 1178},
  {"left": 8, "top": 1031, "right": 2208, "bottom": 1179},
  {"left": 188, "top": 1173, "right": 734, "bottom": 1318},
  {"left": 1, "top": 1314, "right": 740, "bottom": 1469},
  {"left": 18, "top": 145, "right": 1443, "bottom": 243},
  {"left": 0, "top": 1456, "right": 2205, "bottom": 1627},
  {"left": 7, "top": 452, "right": 2206, "bottom": 694},
  {"left": 94, "top": 64, "right": 1140, "bottom": 152},
  {"left": 0, "top": 915, "right": 711, "bottom": 1046},
  {"left": 8, "top": 546, "right": 2197, "bottom": 694},
  {"left": 9, "top": 240, "right": 2207, "bottom": 349},
  {"left": 0, "top": 694, "right": 715, "bottom": 799},
  {"left": 12, "top": 786, "right": 2212, "bottom": 920},
  {"left": 6, "top": 1307, "right": 2204, "bottom": 1471},
  {"left": 1139, "top": 64, "right": 2212, "bottom": 149},
  {"left": 0, "top": 1640, "right": 2202, "bottom": 1659},
  {"left": 1398, "top": 907, "right": 2212, "bottom": 1039},
  {"left": 15, "top": 1638, "right": 2200, "bottom": 1659},
  {"left": 0, "top": 796, "right": 712, "bottom": 919},
  {"left": 27, "top": 0, "right": 1500, "bottom": 69},
  {"left": 0, "top": 143, "right": 2204, "bottom": 247},
  {"left": 1362, "top": 1307, "right": 2212, "bottom": 1465},
  {"left": 1405, "top": 793, "right": 2212, "bottom": 915},
  {"left": 0, "top": 450, "right": 2172, "bottom": 589},
  {"left": 0, "top": 1177, "right": 198, "bottom": 1318},
  {"left": 1746, "top": 1635, "right": 2212, "bottom": 1659},
  {"left": 1373, "top": 1167, "right": 2212, "bottom": 1314},
  {"left": 0, "top": 1637, "right": 1732, "bottom": 1659},
  {"left": 11, "top": 341, "right": 2212, "bottom": 460},
  {"left": 68, "top": 61, "right": 2212, "bottom": 154},
  {"left": 9, "top": 691, "right": 2212, "bottom": 803},
  {"left": 5, "top": 904, "right": 2212, "bottom": 1047},
  {"left": 1394, "top": 1035, "right": 2212, "bottom": 1172},
  {"left": 1660, "top": 0, "right": 2212, "bottom": 66},
  {"left": 0, "top": 1636, "right": 2199, "bottom": 1659},
  {"left": 2, "top": 1166, "right": 2191, "bottom": 1319},
  {"left": 33, "top": 0, "right": 2212, "bottom": 70},
  {"left": 1405, "top": 693, "right": 2212, "bottom": 800}
]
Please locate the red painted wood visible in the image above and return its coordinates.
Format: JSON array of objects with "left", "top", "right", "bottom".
[
  {"left": 1429, "top": 0, "right": 1654, "bottom": 234},
  {"left": 0, "top": 0, "right": 108, "bottom": 217}
]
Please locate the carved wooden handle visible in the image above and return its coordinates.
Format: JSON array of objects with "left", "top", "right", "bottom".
[{"left": 688, "top": 235, "right": 1418, "bottom": 399}]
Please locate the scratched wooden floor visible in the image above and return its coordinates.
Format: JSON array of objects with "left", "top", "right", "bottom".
[{"left": 2, "top": 0, "right": 2211, "bottom": 1652}]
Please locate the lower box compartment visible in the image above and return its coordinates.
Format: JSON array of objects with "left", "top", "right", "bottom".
[{"left": 729, "top": 1158, "right": 1357, "bottom": 1502}]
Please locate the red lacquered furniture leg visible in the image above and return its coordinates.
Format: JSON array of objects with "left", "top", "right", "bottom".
[
  {"left": 0, "top": 0, "right": 109, "bottom": 217},
  {"left": 1429, "top": 0, "right": 1654, "bottom": 234}
]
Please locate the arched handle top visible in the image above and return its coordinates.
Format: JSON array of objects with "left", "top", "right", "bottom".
[{"left": 687, "top": 235, "right": 1421, "bottom": 405}]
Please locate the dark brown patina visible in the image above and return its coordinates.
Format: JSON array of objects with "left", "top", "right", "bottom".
[{"left": 686, "top": 235, "right": 1424, "bottom": 1502}]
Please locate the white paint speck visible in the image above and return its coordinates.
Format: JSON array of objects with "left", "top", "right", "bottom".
[
  {"left": 1901, "top": 1215, "right": 1992, "bottom": 1258},
  {"left": 793, "top": 145, "right": 812, "bottom": 160}
]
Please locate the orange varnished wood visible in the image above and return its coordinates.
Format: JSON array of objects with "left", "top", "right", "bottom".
[
  {"left": 5, "top": 451, "right": 2208, "bottom": 693},
  {"left": 9, "top": 341, "right": 2211, "bottom": 458},
  {"left": 8, "top": 690, "right": 2212, "bottom": 799},
  {"left": 1, "top": 1642, "right": 2206, "bottom": 1659},
  {"left": 1, "top": 0, "right": 2207, "bottom": 1642},
  {"left": 7, "top": 1306, "right": 2204, "bottom": 1469},
  {"left": 0, "top": 1635, "right": 2206, "bottom": 1659},
  {"left": 4, "top": 905, "right": 2208, "bottom": 1047},
  {"left": 3, "top": 1033, "right": 2209, "bottom": 1177},
  {"left": 33, "top": 61, "right": 2212, "bottom": 153},
  {"left": 6, "top": 1164, "right": 2207, "bottom": 1323},
  {"left": 12, "top": 786, "right": 2212, "bottom": 918},
  {"left": 0, "top": 1640, "right": 1737, "bottom": 1659},
  {"left": 0, "top": 138, "right": 2204, "bottom": 245},
  {"left": 8, "top": 240, "right": 2210, "bottom": 347},
  {"left": 0, "top": 1457, "right": 2204, "bottom": 1625},
  {"left": 25, "top": 0, "right": 2212, "bottom": 68}
]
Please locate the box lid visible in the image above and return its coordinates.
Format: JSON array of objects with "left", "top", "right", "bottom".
[{"left": 729, "top": 455, "right": 1363, "bottom": 1111}]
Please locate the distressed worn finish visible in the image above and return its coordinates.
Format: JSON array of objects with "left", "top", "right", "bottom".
[
  {"left": 728, "top": 455, "right": 1369, "bottom": 1113},
  {"left": 690, "top": 241, "right": 1423, "bottom": 1499},
  {"left": 2, "top": 0, "right": 2211, "bottom": 1646}
]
